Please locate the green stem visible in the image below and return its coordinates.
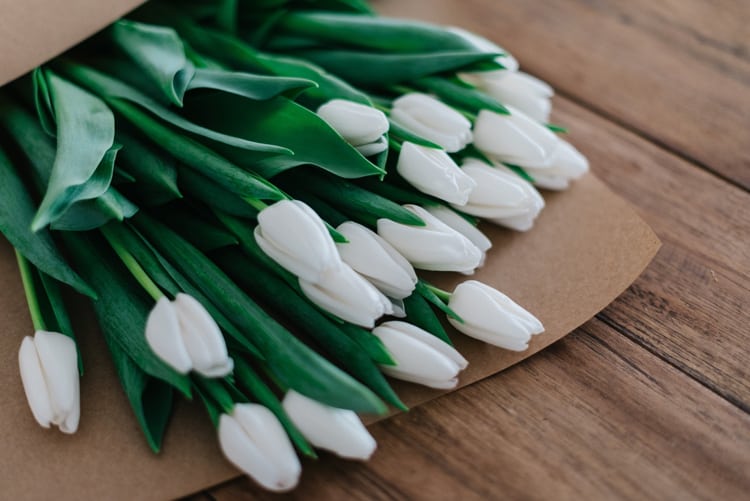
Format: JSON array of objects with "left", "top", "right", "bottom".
[
  {"left": 424, "top": 282, "right": 452, "bottom": 303},
  {"left": 15, "top": 250, "right": 46, "bottom": 331},
  {"left": 243, "top": 197, "right": 269, "bottom": 212},
  {"left": 100, "top": 224, "right": 165, "bottom": 301}
]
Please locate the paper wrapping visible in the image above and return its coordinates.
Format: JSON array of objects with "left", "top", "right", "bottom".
[{"left": 0, "top": 1, "right": 660, "bottom": 498}]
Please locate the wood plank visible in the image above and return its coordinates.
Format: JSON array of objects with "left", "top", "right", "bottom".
[
  {"left": 549, "top": 97, "right": 750, "bottom": 408},
  {"left": 376, "top": 0, "right": 750, "bottom": 190},
  {"left": 208, "top": 318, "right": 750, "bottom": 500}
]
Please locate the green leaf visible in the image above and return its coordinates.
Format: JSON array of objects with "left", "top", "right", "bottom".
[
  {"left": 546, "top": 123, "right": 568, "bottom": 134},
  {"left": 338, "top": 322, "right": 396, "bottom": 366},
  {"left": 57, "top": 62, "right": 290, "bottom": 156},
  {"left": 297, "top": 50, "right": 500, "bottom": 87},
  {"left": 117, "top": 131, "right": 182, "bottom": 206},
  {"left": 0, "top": 95, "right": 138, "bottom": 231},
  {"left": 62, "top": 232, "right": 192, "bottom": 397},
  {"left": 107, "top": 339, "right": 175, "bottom": 453},
  {"left": 218, "top": 248, "right": 405, "bottom": 410},
  {"left": 279, "top": 170, "right": 425, "bottom": 227},
  {"left": 32, "top": 68, "right": 117, "bottom": 231},
  {"left": 415, "top": 76, "right": 509, "bottom": 115},
  {"left": 188, "top": 68, "right": 316, "bottom": 100},
  {"left": 134, "top": 213, "right": 387, "bottom": 414},
  {"left": 110, "top": 19, "right": 195, "bottom": 106},
  {"left": 276, "top": 12, "right": 490, "bottom": 53},
  {"left": 416, "top": 280, "right": 463, "bottom": 323},
  {"left": 156, "top": 203, "right": 239, "bottom": 252},
  {"left": 182, "top": 92, "right": 385, "bottom": 179},
  {"left": 176, "top": 166, "right": 259, "bottom": 218},
  {"left": 0, "top": 141, "right": 95, "bottom": 298},
  {"left": 388, "top": 119, "right": 443, "bottom": 150},
  {"left": 403, "top": 292, "right": 453, "bottom": 345}
]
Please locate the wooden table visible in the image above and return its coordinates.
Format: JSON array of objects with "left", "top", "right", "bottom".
[{"left": 200, "top": 1, "right": 750, "bottom": 499}]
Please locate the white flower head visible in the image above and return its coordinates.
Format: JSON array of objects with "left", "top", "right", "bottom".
[
  {"left": 299, "top": 263, "right": 392, "bottom": 328},
  {"left": 391, "top": 93, "right": 473, "bottom": 153},
  {"left": 218, "top": 403, "right": 301, "bottom": 492},
  {"left": 448, "top": 281, "right": 544, "bottom": 351},
  {"left": 145, "top": 293, "right": 233, "bottom": 378},
  {"left": 454, "top": 159, "right": 545, "bottom": 232},
  {"left": 282, "top": 390, "right": 376, "bottom": 460},
  {"left": 18, "top": 330, "right": 80, "bottom": 433},
  {"left": 336, "top": 221, "right": 417, "bottom": 299},
  {"left": 377, "top": 204, "right": 483, "bottom": 274},
  {"left": 317, "top": 99, "right": 389, "bottom": 156},
  {"left": 462, "top": 71, "right": 553, "bottom": 123},
  {"left": 372, "top": 321, "right": 468, "bottom": 389},
  {"left": 424, "top": 205, "right": 492, "bottom": 266},
  {"left": 255, "top": 200, "right": 342, "bottom": 282},
  {"left": 396, "top": 142, "right": 477, "bottom": 205}
]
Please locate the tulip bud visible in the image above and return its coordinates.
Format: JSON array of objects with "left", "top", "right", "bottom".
[
  {"left": 372, "top": 321, "right": 468, "bottom": 389},
  {"left": 447, "top": 281, "right": 544, "bottom": 351},
  {"left": 299, "top": 263, "right": 392, "bottom": 328},
  {"left": 255, "top": 200, "right": 342, "bottom": 283},
  {"left": 461, "top": 71, "right": 553, "bottom": 123},
  {"left": 335, "top": 221, "right": 417, "bottom": 300},
  {"left": 145, "top": 294, "right": 233, "bottom": 378},
  {"left": 396, "top": 142, "right": 477, "bottom": 205},
  {"left": 317, "top": 99, "right": 389, "bottom": 156},
  {"left": 377, "top": 205, "right": 483, "bottom": 274},
  {"left": 473, "top": 108, "right": 559, "bottom": 167},
  {"left": 519, "top": 140, "right": 589, "bottom": 191},
  {"left": 18, "top": 330, "right": 80, "bottom": 433},
  {"left": 218, "top": 403, "right": 301, "bottom": 492},
  {"left": 452, "top": 159, "right": 545, "bottom": 232},
  {"left": 390, "top": 93, "right": 473, "bottom": 153},
  {"left": 282, "top": 390, "right": 376, "bottom": 460},
  {"left": 424, "top": 205, "right": 492, "bottom": 265}
]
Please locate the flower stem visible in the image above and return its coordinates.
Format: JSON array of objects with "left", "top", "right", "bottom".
[
  {"left": 15, "top": 250, "right": 46, "bottom": 331},
  {"left": 424, "top": 282, "right": 452, "bottom": 303},
  {"left": 243, "top": 197, "right": 269, "bottom": 212},
  {"left": 100, "top": 224, "right": 164, "bottom": 302}
]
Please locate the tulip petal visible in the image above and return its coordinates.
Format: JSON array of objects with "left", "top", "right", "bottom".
[
  {"left": 473, "top": 108, "right": 558, "bottom": 166},
  {"left": 18, "top": 336, "right": 54, "bottom": 428},
  {"left": 33, "top": 331, "right": 79, "bottom": 432},
  {"left": 355, "top": 136, "right": 388, "bottom": 157},
  {"left": 391, "top": 94, "right": 473, "bottom": 153},
  {"left": 174, "top": 293, "right": 233, "bottom": 378},
  {"left": 336, "top": 222, "right": 417, "bottom": 299},
  {"left": 372, "top": 323, "right": 462, "bottom": 389},
  {"left": 282, "top": 391, "right": 377, "bottom": 460},
  {"left": 255, "top": 200, "right": 341, "bottom": 283},
  {"left": 299, "top": 263, "right": 389, "bottom": 328},
  {"left": 425, "top": 205, "right": 492, "bottom": 254},
  {"left": 317, "top": 99, "right": 389, "bottom": 146},
  {"left": 145, "top": 297, "right": 192, "bottom": 374},
  {"left": 378, "top": 321, "right": 468, "bottom": 370},
  {"left": 396, "top": 142, "right": 477, "bottom": 205},
  {"left": 377, "top": 205, "right": 482, "bottom": 273}
]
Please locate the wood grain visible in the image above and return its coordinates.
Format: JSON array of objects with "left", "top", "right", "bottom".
[
  {"left": 208, "top": 319, "right": 750, "bottom": 500},
  {"left": 550, "top": 98, "right": 750, "bottom": 409},
  {"left": 377, "top": 0, "right": 750, "bottom": 190}
]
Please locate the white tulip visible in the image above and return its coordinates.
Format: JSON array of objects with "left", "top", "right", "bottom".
[
  {"left": 461, "top": 71, "right": 553, "bottom": 123},
  {"left": 218, "top": 403, "right": 301, "bottom": 492},
  {"left": 448, "top": 281, "right": 544, "bottom": 351},
  {"left": 519, "top": 140, "right": 589, "bottom": 191},
  {"left": 18, "top": 330, "right": 80, "bottom": 433},
  {"left": 299, "top": 263, "right": 392, "bottom": 328},
  {"left": 390, "top": 93, "right": 473, "bottom": 153},
  {"left": 145, "top": 293, "right": 233, "bottom": 378},
  {"left": 453, "top": 159, "right": 545, "bottom": 232},
  {"left": 336, "top": 221, "right": 417, "bottom": 299},
  {"left": 424, "top": 204, "right": 492, "bottom": 259},
  {"left": 317, "top": 99, "right": 389, "bottom": 156},
  {"left": 396, "top": 142, "right": 477, "bottom": 205},
  {"left": 473, "top": 108, "right": 589, "bottom": 190},
  {"left": 255, "top": 200, "right": 341, "bottom": 283},
  {"left": 473, "top": 107, "right": 559, "bottom": 167},
  {"left": 377, "top": 204, "right": 483, "bottom": 274},
  {"left": 282, "top": 390, "right": 376, "bottom": 460},
  {"left": 446, "top": 26, "right": 519, "bottom": 71},
  {"left": 372, "top": 321, "right": 468, "bottom": 389}
]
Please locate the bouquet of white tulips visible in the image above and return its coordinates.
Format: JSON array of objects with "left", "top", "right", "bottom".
[{"left": 0, "top": 0, "right": 588, "bottom": 492}]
